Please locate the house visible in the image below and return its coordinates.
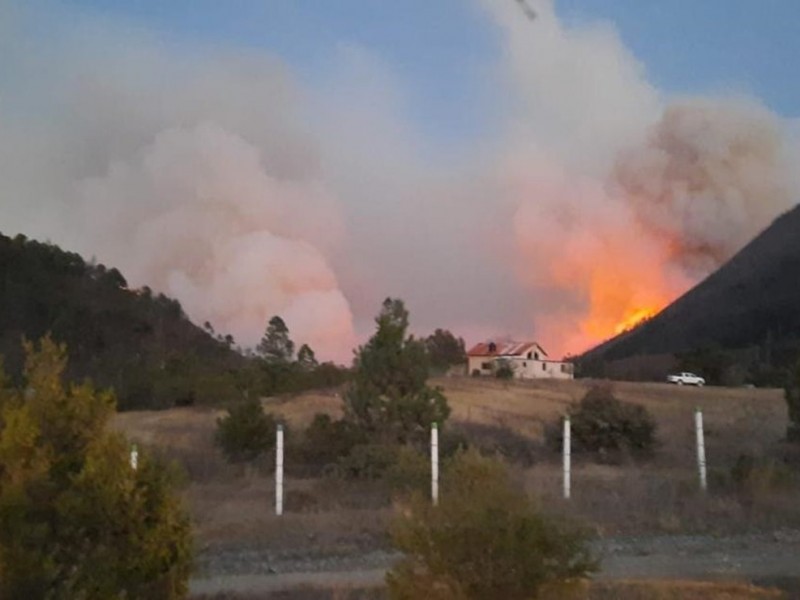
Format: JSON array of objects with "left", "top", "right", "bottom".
[{"left": 466, "top": 340, "right": 574, "bottom": 380}]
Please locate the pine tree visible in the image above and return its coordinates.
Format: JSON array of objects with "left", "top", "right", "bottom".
[
  {"left": 343, "top": 298, "right": 449, "bottom": 444},
  {"left": 297, "top": 343, "right": 318, "bottom": 370},
  {"left": 256, "top": 316, "right": 295, "bottom": 364}
]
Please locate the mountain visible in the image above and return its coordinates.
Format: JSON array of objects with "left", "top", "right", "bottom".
[
  {"left": 578, "top": 204, "right": 800, "bottom": 381},
  {"left": 0, "top": 232, "right": 244, "bottom": 409}
]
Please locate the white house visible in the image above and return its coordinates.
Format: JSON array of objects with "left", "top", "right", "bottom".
[{"left": 466, "top": 341, "right": 574, "bottom": 380}]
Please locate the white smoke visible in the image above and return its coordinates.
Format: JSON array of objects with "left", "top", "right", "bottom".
[
  {"left": 1, "top": 0, "right": 798, "bottom": 361},
  {"left": 482, "top": 0, "right": 799, "bottom": 354}
]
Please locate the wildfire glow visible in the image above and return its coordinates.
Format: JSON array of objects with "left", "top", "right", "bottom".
[{"left": 613, "top": 306, "right": 660, "bottom": 335}]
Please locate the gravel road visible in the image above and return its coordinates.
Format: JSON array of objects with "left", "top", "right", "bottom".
[{"left": 190, "top": 529, "right": 800, "bottom": 596}]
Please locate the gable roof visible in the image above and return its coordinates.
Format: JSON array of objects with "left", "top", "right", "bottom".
[{"left": 466, "top": 341, "right": 549, "bottom": 358}]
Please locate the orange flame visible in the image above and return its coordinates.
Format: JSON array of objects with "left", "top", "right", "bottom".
[{"left": 613, "top": 306, "right": 659, "bottom": 335}]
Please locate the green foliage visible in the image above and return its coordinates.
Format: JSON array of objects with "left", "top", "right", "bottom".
[
  {"left": 0, "top": 232, "right": 243, "bottom": 410},
  {"left": 785, "top": 357, "right": 800, "bottom": 442},
  {"left": 297, "top": 343, "right": 319, "bottom": 370},
  {"left": 494, "top": 358, "right": 514, "bottom": 380},
  {"left": 387, "top": 450, "right": 596, "bottom": 600},
  {"left": 676, "top": 345, "right": 740, "bottom": 386},
  {"left": 215, "top": 398, "right": 277, "bottom": 463},
  {"left": 385, "top": 445, "right": 430, "bottom": 496},
  {"left": 298, "top": 413, "right": 365, "bottom": 467},
  {"left": 547, "top": 385, "right": 656, "bottom": 461},
  {"left": 424, "top": 329, "right": 466, "bottom": 373},
  {"left": 730, "top": 454, "right": 798, "bottom": 495},
  {"left": 337, "top": 443, "right": 401, "bottom": 480},
  {"left": 257, "top": 316, "right": 295, "bottom": 364},
  {"left": 0, "top": 337, "right": 191, "bottom": 599},
  {"left": 343, "top": 298, "right": 450, "bottom": 444}
]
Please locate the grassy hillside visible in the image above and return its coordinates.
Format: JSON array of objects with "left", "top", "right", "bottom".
[
  {"left": 579, "top": 204, "right": 800, "bottom": 381},
  {"left": 115, "top": 377, "right": 794, "bottom": 546},
  {"left": 0, "top": 232, "right": 244, "bottom": 409}
]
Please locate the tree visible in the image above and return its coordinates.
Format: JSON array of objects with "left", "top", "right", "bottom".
[
  {"left": 215, "top": 397, "right": 277, "bottom": 463},
  {"left": 0, "top": 337, "right": 191, "bottom": 598},
  {"left": 786, "top": 357, "right": 800, "bottom": 442},
  {"left": 424, "top": 329, "right": 466, "bottom": 372},
  {"left": 256, "top": 316, "right": 295, "bottom": 364},
  {"left": 297, "top": 343, "right": 318, "bottom": 370},
  {"left": 343, "top": 298, "right": 450, "bottom": 444},
  {"left": 387, "top": 450, "right": 596, "bottom": 600}
]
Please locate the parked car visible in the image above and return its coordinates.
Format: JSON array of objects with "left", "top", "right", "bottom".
[{"left": 667, "top": 372, "right": 705, "bottom": 386}]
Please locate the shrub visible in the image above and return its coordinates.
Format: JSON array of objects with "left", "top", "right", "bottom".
[
  {"left": 215, "top": 397, "right": 277, "bottom": 463},
  {"left": 298, "top": 413, "right": 366, "bottom": 469},
  {"left": 337, "top": 443, "right": 401, "bottom": 480},
  {"left": 495, "top": 358, "right": 514, "bottom": 380},
  {"left": 731, "top": 454, "right": 798, "bottom": 495},
  {"left": 451, "top": 421, "right": 538, "bottom": 466},
  {"left": 385, "top": 445, "right": 430, "bottom": 495},
  {"left": 546, "top": 384, "right": 656, "bottom": 460},
  {"left": 0, "top": 337, "right": 191, "bottom": 598},
  {"left": 387, "top": 449, "right": 596, "bottom": 600}
]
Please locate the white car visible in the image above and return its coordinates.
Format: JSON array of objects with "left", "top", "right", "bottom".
[{"left": 667, "top": 372, "right": 705, "bottom": 386}]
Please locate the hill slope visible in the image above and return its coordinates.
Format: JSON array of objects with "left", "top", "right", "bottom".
[
  {"left": 579, "top": 204, "right": 800, "bottom": 371},
  {"left": 0, "top": 232, "right": 243, "bottom": 409}
]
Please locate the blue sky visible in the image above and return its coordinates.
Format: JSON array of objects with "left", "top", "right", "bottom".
[{"left": 59, "top": 0, "right": 800, "bottom": 146}]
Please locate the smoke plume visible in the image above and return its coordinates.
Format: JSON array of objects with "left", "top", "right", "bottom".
[{"left": 1, "top": 0, "right": 798, "bottom": 360}]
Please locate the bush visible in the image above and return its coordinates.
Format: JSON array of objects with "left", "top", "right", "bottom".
[
  {"left": 385, "top": 445, "right": 430, "bottom": 495},
  {"left": 546, "top": 385, "right": 656, "bottom": 461},
  {"left": 495, "top": 358, "right": 514, "bottom": 380},
  {"left": 215, "top": 397, "right": 277, "bottom": 463},
  {"left": 0, "top": 337, "right": 191, "bottom": 598},
  {"left": 387, "top": 449, "right": 596, "bottom": 600},
  {"left": 336, "top": 443, "right": 400, "bottom": 480},
  {"left": 298, "top": 413, "right": 366, "bottom": 469},
  {"left": 731, "top": 454, "right": 798, "bottom": 495},
  {"left": 451, "top": 421, "right": 538, "bottom": 466}
]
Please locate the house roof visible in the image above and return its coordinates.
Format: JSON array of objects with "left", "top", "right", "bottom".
[{"left": 466, "top": 341, "right": 549, "bottom": 358}]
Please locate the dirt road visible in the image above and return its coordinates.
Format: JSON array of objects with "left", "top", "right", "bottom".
[{"left": 190, "top": 529, "right": 800, "bottom": 596}]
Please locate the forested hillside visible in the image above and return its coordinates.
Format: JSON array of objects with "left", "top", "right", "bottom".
[
  {"left": 579, "top": 204, "right": 800, "bottom": 384},
  {"left": 0, "top": 232, "right": 244, "bottom": 409}
]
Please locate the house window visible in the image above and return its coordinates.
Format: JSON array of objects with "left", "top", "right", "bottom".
[
  {"left": 542, "top": 363, "right": 546, "bottom": 371},
  {"left": 561, "top": 364, "right": 567, "bottom": 373},
  {"left": 523, "top": 361, "right": 527, "bottom": 367},
  {"left": 534, "top": 352, "right": 539, "bottom": 360},
  {"left": 527, "top": 352, "right": 532, "bottom": 359},
  {"left": 481, "top": 362, "right": 492, "bottom": 370}
]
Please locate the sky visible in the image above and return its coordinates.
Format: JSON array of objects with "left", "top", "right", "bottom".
[
  {"left": 2, "top": 1, "right": 799, "bottom": 362},
  {"left": 59, "top": 0, "right": 800, "bottom": 134}
]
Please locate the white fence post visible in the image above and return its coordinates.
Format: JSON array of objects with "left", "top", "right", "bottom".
[
  {"left": 276, "top": 424, "right": 284, "bottom": 516},
  {"left": 695, "top": 409, "right": 707, "bottom": 492},
  {"left": 130, "top": 444, "right": 138, "bottom": 471},
  {"left": 563, "top": 416, "right": 571, "bottom": 500},
  {"left": 431, "top": 422, "right": 439, "bottom": 506}
]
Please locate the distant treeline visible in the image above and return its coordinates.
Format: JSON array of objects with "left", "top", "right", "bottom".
[
  {"left": 0, "top": 232, "right": 467, "bottom": 410},
  {"left": 0, "top": 232, "right": 350, "bottom": 409}
]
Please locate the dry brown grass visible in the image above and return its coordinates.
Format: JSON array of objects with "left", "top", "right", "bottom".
[{"left": 112, "top": 377, "right": 796, "bottom": 548}]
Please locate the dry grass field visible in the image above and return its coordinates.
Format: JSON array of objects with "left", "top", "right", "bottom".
[
  {"left": 114, "top": 376, "right": 800, "bottom": 597},
  {"left": 112, "top": 377, "right": 797, "bottom": 545}
]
